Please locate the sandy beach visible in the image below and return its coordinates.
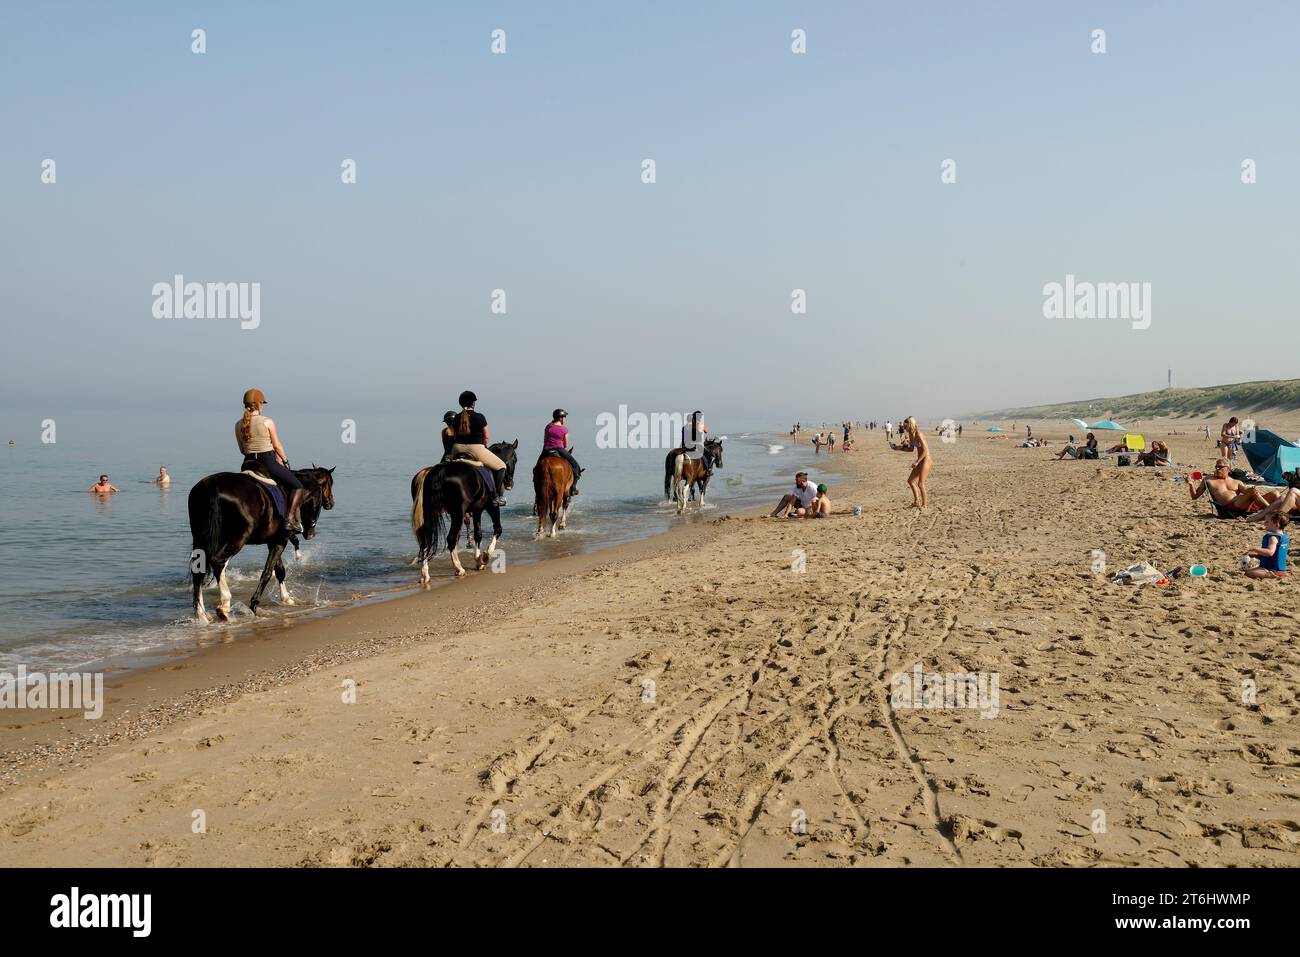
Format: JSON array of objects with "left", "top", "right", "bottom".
[{"left": 2, "top": 420, "right": 1298, "bottom": 867}]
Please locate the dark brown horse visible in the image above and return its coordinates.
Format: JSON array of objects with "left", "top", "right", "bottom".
[
  {"left": 188, "top": 465, "right": 335, "bottom": 622},
  {"left": 664, "top": 437, "right": 724, "bottom": 513},
  {"left": 533, "top": 452, "right": 575, "bottom": 538},
  {"left": 410, "top": 440, "right": 518, "bottom": 581}
]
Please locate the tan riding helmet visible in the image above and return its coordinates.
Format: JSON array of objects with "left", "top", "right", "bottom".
[{"left": 242, "top": 388, "right": 267, "bottom": 407}]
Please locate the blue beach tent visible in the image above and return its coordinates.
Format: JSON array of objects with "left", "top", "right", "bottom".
[{"left": 1242, "top": 429, "right": 1300, "bottom": 485}]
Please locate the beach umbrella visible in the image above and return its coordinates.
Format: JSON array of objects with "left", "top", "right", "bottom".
[
  {"left": 1070, "top": 418, "right": 1089, "bottom": 430},
  {"left": 1089, "top": 420, "right": 1126, "bottom": 431},
  {"left": 986, "top": 426, "right": 1003, "bottom": 433}
]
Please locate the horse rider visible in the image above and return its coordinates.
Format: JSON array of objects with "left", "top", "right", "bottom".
[
  {"left": 542, "top": 408, "right": 583, "bottom": 496},
  {"left": 235, "top": 388, "right": 305, "bottom": 533},
  {"left": 439, "top": 411, "right": 457, "bottom": 458},
  {"left": 681, "top": 410, "right": 714, "bottom": 471},
  {"left": 448, "top": 390, "right": 508, "bottom": 506}
]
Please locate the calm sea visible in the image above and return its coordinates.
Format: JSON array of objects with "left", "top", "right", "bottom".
[{"left": 0, "top": 410, "right": 827, "bottom": 673}]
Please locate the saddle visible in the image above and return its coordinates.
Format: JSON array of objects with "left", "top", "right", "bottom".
[
  {"left": 538, "top": 448, "right": 567, "bottom": 460},
  {"left": 436, "top": 456, "right": 495, "bottom": 494},
  {"left": 240, "top": 459, "right": 287, "bottom": 517}
]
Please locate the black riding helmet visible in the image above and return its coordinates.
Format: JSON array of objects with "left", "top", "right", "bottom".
[
  {"left": 458, "top": 390, "right": 477, "bottom": 407},
  {"left": 552, "top": 409, "right": 567, "bottom": 420},
  {"left": 442, "top": 411, "right": 457, "bottom": 426}
]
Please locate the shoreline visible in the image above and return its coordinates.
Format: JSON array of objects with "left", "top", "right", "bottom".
[
  {"left": 0, "top": 435, "right": 853, "bottom": 786},
  {"left": 4, "top": 425, "right": 1292, "bottom": 867}
]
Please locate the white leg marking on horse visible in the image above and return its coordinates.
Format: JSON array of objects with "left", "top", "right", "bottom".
[
  {"left": 218, "top": 568, "right": 232, "bottom": 616},
  {"left": 279, "top": 581, "right": 295, "bottom": 605},
  {"left": 195, "top": 589, "right": 209, "bottom": 624},
  {"left": 451, "top": 547, "right": 466, "bottom": 577},
  {"left": 486, "top": 535, "right": 497, "bottom": 558},
  {"left": 419, "top": 558, "right": 430, "bottom": 585}
]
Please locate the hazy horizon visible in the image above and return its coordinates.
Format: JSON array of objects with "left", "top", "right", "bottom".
[{"left": 5, "top": 2, "right": 1299, "bottom": 423}]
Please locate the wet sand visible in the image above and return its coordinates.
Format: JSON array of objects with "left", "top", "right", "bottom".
[{"left": 2, "top": 419, "right": 1298, "bottom": 866}]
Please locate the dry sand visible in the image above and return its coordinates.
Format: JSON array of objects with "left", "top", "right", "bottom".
[{"left": 2, "top": 418, "right": 1298, "bottom": 867}]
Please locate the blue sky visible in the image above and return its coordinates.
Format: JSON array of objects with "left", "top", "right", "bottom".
[{"left": 3, "top": 2, "right": 1298, "bottom": 421}]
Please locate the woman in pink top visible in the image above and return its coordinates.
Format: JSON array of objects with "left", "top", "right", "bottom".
[{"left": 542, "top": 409, "right": 583, "bottom": 495}]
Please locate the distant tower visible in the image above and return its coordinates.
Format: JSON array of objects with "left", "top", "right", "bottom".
[{"left": 1167, "top": 368, "right": 1171, "bottom": 389}]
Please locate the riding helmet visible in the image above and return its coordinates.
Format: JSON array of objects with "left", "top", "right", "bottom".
[
  {"left": 458, "top": 390, "right": 477, "bottom": 407},
  {"left": 553, "top": 409, "right": 568, "bottom": 420},
  {"left": 243, "top": 388, "right": 267, "bottom": 406},
  {"left": 442, "top": 411, "right": 457, "bottom": 425}
]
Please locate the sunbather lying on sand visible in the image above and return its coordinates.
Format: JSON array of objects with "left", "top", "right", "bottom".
[{"left": 1189, "top": 460, "right": 1278, "bottom": 515}]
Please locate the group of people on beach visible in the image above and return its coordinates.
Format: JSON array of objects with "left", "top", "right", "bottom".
[{"left": 774, "top": 415, "right": 932, "bottom": 518}]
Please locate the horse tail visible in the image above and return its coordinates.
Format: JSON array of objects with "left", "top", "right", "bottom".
[
  {"left": 409, "top": 467, "right": 431, "bottom": 565},
  {"left": 427, "top": 467, "right": 446, "bottom": 553},
  {"left": 188, "top": 480, "right": 222, "bottom": 583},
  {"left": 411, "top": 467, "right": 431, "bottom": 538},
  {"left": 664, "top": 454, "right": 674, "bottom": 500}
]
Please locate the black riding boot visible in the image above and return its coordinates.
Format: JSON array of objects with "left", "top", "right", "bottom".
[
  {"left": 283, "top": 489, "right": 305, "bottom": 534},
  {"left": 569, "top": 466, "right": 581, "bottom": 496},
  {"left": 493, "top": 469, "right": 508, "bottom": 506}
]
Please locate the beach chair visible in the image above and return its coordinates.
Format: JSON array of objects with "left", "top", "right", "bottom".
[{"left": 1207, "top": 494, "right": 1248, "bottom": 520}]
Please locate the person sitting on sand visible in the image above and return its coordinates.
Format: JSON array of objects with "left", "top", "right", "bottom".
[
  {"left": 771, "top": 471, "right": 818, "bottom": 518},
  {"left": 1056, "top": 433, "right": 1098, "bottom": 459},
  {"left": 1138, "top": 441, "right": 1171, "bottom": 467},
  {"left": 86, "top": 474, "right": 120, "bottom": 494},
  {"left": 1189, "top": 460, "right": 1275, "bottom": 514},
  {"left": 1243, "top": 513, "right": 1289, "bottom": 578},
  {"left": 1245, "top": 481, "right": 1300, "bottom": 524},
  {"left": 812, "top": 483, "right": 831, "bottom": 518}
]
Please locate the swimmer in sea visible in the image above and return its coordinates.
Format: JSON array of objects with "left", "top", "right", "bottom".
[{"left": 87, "top": 474, "right": 121, "bottom": 494}]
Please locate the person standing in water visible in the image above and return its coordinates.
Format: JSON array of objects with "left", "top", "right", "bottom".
[
  {"left": 449, "top": 390, "right": 508, "bottom": 506},
  {"left": 894, "top": 416, "right": 932, "bottom": 509},
  {"left": 148, "top": 466, "right": 170, "bottom": 488},
  {"left": 86, "top": 474, "right": 121, "bottom": 494},
  {"left": 235, "top": 388, "right": 306, "bottom": 533}
]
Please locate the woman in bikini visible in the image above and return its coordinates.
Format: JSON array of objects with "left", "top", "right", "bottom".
[{"left": 895, "top": 416, "right": 931, "bottom": 509}]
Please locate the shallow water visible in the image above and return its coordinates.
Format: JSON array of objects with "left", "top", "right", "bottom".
[{"left": 0, "top": 411, "right": 828, "bottom": 672}]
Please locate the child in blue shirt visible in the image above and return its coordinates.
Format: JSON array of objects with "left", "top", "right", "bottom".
[{"left": 1244, "top": 513, "right": 1290, "bottom": 578}]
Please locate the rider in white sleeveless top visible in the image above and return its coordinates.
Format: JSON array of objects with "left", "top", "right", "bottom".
[{"left": 681, "top": 411, "right": 713, "bottom": 469}]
